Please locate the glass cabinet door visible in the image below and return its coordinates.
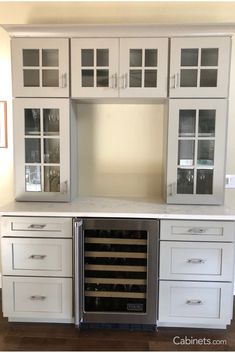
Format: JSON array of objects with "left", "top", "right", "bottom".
[
  {"left": 170, "top": 37, "right": 231, "bottom": 98},
  {"left": 167, "top": 99, "right": 227, "bottom": 205},
  {"left": 119, "top": 38, "right": 168, "bottom": 98},
  {"left": 71, "top": 38, "right": 119, "bottom": 98},
  {"left": 13, "top": 99, "right": 70, "bottom": 202},
  {"left": 12, "top": 38, "right": 69, "bottom": 98}
]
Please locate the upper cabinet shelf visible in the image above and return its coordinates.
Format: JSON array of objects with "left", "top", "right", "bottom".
[
  {"left": 11, "top": 38, "right": 69, "bottom": 98},
  {"left": 169, "top": 36, "right": 231, "bottom": 98},
  {"left": 71, "top": 38, "right": 168, "bottom": 98}
]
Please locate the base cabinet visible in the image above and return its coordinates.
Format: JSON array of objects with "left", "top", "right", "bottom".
[
  {"left": 2, "top": 277, "right": 73, "bottom": 322},
  {"left": 158, "top": 281, "right": 233, "bottom": 328}
]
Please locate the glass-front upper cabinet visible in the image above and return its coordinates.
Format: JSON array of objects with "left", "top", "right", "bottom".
[
  {"left": 169, "top": 37, "right": 231, "bottom": 98},
  {"left": 119, "top": 38, "right": 168, "bottom": 98},
  {"left": 71, "top": 38, "right": 119, "bottom": 98},
  {"left": 13, "top": 99, "right": 71, "bottom": 201},
  {"left": 11, "top": 38, "right": 69, "bottom": 97},
  {"left": 167, "top": 99, "right": 227, "bottom": 205}
]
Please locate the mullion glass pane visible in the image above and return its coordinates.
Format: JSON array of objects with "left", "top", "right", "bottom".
[
  {"left": 177, "top": 168, "right": 194, "bottom": 194},
  {"left": 97, "top": 49, "right": 109, "bottom": 66},
  {"left": 144, "top": 70, "right": 157, "bottom": 87},
  {"left": 25, "top": 165, "right": 41, "bottom": 192},
  {"left": 44, "top": 138, "right": 60, "bottom": 163},
  {"left": 42, "top": 70, "right": 59, "bottom": 87},
  {"left": 25, "top": 138, "right": 41, "bottom": 163},
  {"left": 130, "top": 49, "right": 142, "bottom": 67},
  {"left": 82, "top": 70, "right": 94, "bottom": 87},
  {"left": 23, "top": 70, "right": 40, "bottom": 87},
  {"left": 23, "top": 49, "right": 39, "bottom": 67},
  {"left": 179, "top": 110, "right": 196, "bottom": 137},
  {"left": 44, "top": 166, "right": 60, "bottom": 192},
  {"left": 196, "top": 169, "right": 213, "bottom": 194},
  {"left": 180, "top": 69, "right": 197, "bottom": 87},
  {"left": 129, "top": 70, "right": 142, "bottom": 87},
  {"left": 197, "top": 140, "right": 214, "bottom": 166},
  {"left": 181, "top": 49, "right": 199, "bottom": 66},
  {"left": 96, "top": 69, "right": 109, "bottom": 87},
  {"left": 145, "top": 49, "right": 157, "bottom": 67},
  {"left": 198, "top": 110, "right": 216, "bottom": 137},
  {"left": 82, "top": 49, "right": 94, "bottom": 67},
  {"left": 43, "top": 109, "right": 60, "bottom": 136},
  {"left": 42, "top": 49, "right": 59, "bottom": 67},
  {"left": 25, "top": 109, "right": 40, "bottom": 135},
  {"left": 200, "top": 69, "right": 217, "bottom": 87},
  {"left": 201, "top": 48, "right": 218, "bottom": 66},
  {"left": 178, "top": 140, "right": 195, "bottom": 166}
]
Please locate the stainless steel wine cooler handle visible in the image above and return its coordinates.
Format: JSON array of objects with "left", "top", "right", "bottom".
[{"left": 74, "top": 218, "right": 83, "bottom": 327}]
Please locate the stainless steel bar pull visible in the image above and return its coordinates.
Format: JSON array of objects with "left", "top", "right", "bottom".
[
  {"left": 28, "top": 224, "right": 46, "bottom": 229},
  {"left": 186, "top": 299, "right": 203, "bottom": 305},
  {"left": 29, "top": 255, "right": 47, "bottom": 260},
  {"left": 187, "top": 258, "right": 205, "bottom": 264},
  {"left": 30, "top": 295, "right": 46, "bottom": 301},
  {"left": 188, "top": 227, "right": 207, "bottom": 234}
]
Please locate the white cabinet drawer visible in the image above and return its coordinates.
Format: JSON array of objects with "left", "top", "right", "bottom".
[
  {"left": 160, "top": 241, "right": 234, "bottom": 281},
  {"left": 2, "top": 238, "right": 72, "bottom": 277},
  {"left": 2, "top": 277, "right": 73, "bottom": 321},
  {"left": 1, "top": 217, "right": 72, "bottom": 238},
  {"left": 160, "top": 220, "right": 234, "bottom": 241},
  {"left": 158, "top": 281, "right": 233, "bottom": 327}
]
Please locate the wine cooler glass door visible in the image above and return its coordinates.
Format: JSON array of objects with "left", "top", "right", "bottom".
[{"left": 74, "top": 218, "right": 159, "bottom": 326}]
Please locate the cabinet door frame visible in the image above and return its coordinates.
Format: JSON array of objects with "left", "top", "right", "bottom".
[
  {"left": 169, "top": 36, "right": 231, "bottom": 98},
  {"left": 71, "top": 38, "right": 119, "bottom": 98},
  {"left": 12, "top": 38, "right": 69, "bottom": 98},
  {"left": 119, "top": 38, "right": 168, "bottom": 98},
  {"left": 13, "top": 98, "right": 70, "bottom": 202},
  {"left": 167, "top": 99, "right": 228, "bottom": 205}
]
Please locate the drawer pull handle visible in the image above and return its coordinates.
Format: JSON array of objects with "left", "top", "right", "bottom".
[
  {"left": 28, "top": 224, "right": 46, "bottom": 230},
  {"left": 186, "top": 299, "right": 203, "bottom": 305},
  {"left": 30, "top": 295, "right": 46, "bottom": 301},
  {"left": 187, "top": 258, "right": 205, "bottom": 264},
  {"left": 188, "top": 227, "right": 207, "bottom": 234},
  {"left": 29, "top": 255, "right": 47, "bottom": 260}
]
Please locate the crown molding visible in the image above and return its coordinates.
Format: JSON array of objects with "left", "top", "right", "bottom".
[{"left": 2, "top": 23, "right": 235, "bottom": 38}]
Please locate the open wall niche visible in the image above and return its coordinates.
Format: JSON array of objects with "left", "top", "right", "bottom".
[{"left": 77, "top": 103, "right": 165, "bottom": 200}]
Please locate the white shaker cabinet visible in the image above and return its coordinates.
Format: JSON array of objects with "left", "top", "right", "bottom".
[
  {"left": 13, "top": 98, "right": 77, "bottom": 202},
  {"left": 119, "top": 38, "right": 168, "bottom": 97},
  {"left": 169, "top": 36, "right": 231, "bottom": 98},
  {"left": 166, "top": 99, "right": 227, "bottom": 204},
  {"left": 11, "top": 38, "right": 69, "bottom": 98},
  {"left": 71, "top": 38, "right": 119, "bottom": 98},
  {"left": 71, "top": 37, "right": 168, "bottom": 98}
]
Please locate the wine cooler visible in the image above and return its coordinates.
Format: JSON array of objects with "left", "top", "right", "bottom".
[{"left": 74, "top": 218, "right": 159, "bottom": 326}]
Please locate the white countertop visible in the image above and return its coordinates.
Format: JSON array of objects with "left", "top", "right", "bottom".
[{"left": 1, "top": 196, "right": 235, "bottom": 220}]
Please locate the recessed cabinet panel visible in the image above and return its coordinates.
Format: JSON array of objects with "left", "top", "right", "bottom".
[
  {"left": 119, "top": 38, "right": 168, "bottom": 98},
  {"left": 71, "top": 38, "right": 119, "bottom": 98},
  {"left": 167, "top": 99, "right": 227, "bottom": 204},
  {"left": 170, "top": 37, "right": 231, "bottom": 98},
  {"left": 13, "top": 99, "right": 70, "bottom": 201},
  {"left": 11, "top": 38, "right": 69, "bottom": 97}
]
